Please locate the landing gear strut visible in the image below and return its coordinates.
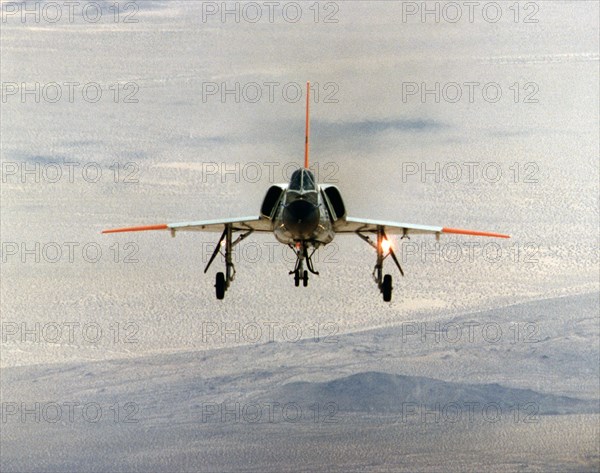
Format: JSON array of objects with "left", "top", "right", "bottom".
[
  {"left": 289, "top": 242, "right": 318, "bottom": 287},
  {"left": 356, "top": 226, "right": 404, "bottom": 302},
  {"left": 205, "top": 224, "right": 253, "bottom": 299}
]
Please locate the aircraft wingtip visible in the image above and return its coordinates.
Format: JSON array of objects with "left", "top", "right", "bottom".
[{"left": 442, "top": 227, "right": 511, "bottom": 239}]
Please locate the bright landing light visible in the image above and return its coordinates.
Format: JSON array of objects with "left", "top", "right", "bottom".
[{"left": 381, "top": 238, "right": 392, "bottom": 253}]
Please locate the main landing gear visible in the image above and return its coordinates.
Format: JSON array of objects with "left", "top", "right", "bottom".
[
  {"left": 356, "top": 226, "right": 404, "bottom": 302},
  {"left": 289, "top": 242, "right": 318, "bottom": 288},
  {"left": 205, "top": 223, "right": 253, "bottom": 299}
]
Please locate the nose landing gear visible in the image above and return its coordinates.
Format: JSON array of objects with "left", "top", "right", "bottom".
[
  {"left": 294, "top": 269, "right": 309, "bottom": 287},
  {"left": 289, "top": 242, "right": 318, "bottom": 287}
]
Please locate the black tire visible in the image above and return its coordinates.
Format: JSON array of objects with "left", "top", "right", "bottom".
[
  {"left": 303, "top": 270, "right": 309, "bottom": 287},
  {"left": 215, "top": 272, "right": 226, "bottom": 300},
  {"left": 382, "top": 274, "right": 392, "bottom": 302},
  {"left": 294, "top": 271, "right": 300, "bottom": 287}
]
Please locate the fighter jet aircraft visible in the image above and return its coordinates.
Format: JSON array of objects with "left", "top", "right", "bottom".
[{"left": 103, "top": 82, "right": 509, "bottom": 301}]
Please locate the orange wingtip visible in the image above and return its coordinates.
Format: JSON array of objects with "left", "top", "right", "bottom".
[
  {"left": 442, "top": 227, "right": 510, "bottom": 239},
  {"left": 102, "top": 224, "right": 168, "bottom": 234}
]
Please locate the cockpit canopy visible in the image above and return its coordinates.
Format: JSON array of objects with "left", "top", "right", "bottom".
[{"left": 289, "top": 168, "right": 316, "bottom": 192}]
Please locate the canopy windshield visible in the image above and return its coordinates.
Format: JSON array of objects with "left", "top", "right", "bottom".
[{"left": 289, "top": 169, "right": 316, "bottom": 191}]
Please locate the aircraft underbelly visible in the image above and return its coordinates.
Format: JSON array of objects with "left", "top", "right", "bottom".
[{"left": 273, "top": 200, "right": 334, "bottom": 246}]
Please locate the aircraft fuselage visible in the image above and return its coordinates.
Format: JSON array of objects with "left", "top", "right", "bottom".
[{"left": 272, "top": 168, "right": 335, "bottom": 246}]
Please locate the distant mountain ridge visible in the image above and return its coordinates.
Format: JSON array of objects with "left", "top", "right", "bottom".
[{"left": 274, "top": 371, "right": 599, "bottom": 415}]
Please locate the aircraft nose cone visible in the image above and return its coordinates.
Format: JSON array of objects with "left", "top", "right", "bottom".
[{"left": 283, "top": 199, "right": 319, "bottom": 239}]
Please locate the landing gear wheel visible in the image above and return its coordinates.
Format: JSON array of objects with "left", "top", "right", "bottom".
[
  {"left": 382, "top": 274, "right": 392, "bottom": 302},
  {"left": 215, "top": 272, "right": 226, "bottom": 300},
  {"left": 294, "top": 271, "right": 300, "bottom": 287},
  {"left": 303, "top": 270, "right": 309, "bottom": 287}
]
